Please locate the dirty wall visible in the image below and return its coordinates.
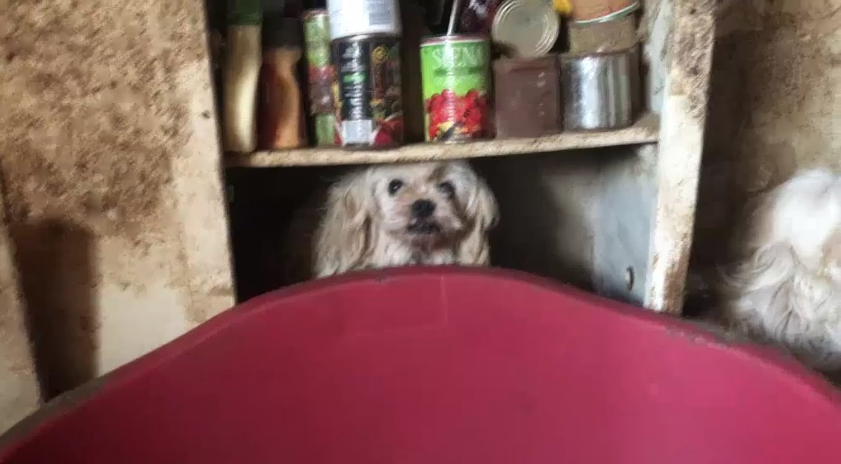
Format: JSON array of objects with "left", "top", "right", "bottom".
[
  {"left": 0, "top": 0, "right": 235, "bottom": 432},
  {"left": 0, "top": 0, "right": 838, "bottom": 435},
  {"left": 692, "top": 0, "right": 841, "bottom": 270}
]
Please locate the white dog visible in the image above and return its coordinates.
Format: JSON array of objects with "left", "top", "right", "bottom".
[
  {"left": 719, "top": 169, "right": 841, "bottom": 371},
  {"left": 284, "top": 161, "right": 498, "bottom": 282}
]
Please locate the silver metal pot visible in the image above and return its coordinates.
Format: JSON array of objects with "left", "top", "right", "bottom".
[{"left": 559, "top": 48, "right": 638, "bottom": 131}]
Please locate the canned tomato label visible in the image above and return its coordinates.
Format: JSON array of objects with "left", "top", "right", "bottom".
[
  {"left": 303, "top": 10, "right": 335, "bottom": 114},
  {"left": 327, "top": 0, "right": 401, "bottom": 39},
  {"left": 332, "top": 35, "right": 404, "bottom": 147},
  {"left": 420, "top": 35, "right": 491, "bottom": 142}
]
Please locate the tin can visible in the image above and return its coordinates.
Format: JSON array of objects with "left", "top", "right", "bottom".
[
  {"left": 303, "top": 9, "right": 336, "bottom": 115},
  {"left": 420, "top": 35, "right": 491, "bottom": 143},
  {"left": 568, "top": 6, "right": 638, "bottom": 53},
  {"left": 493, "top": 56, "right": 561, "bottom": 138},
  {"left": 313, "top": 113, "right": 341, "bottom": 146},
  {"left": 327, "top": 0, "right": 401, "bottom": 39},
  {"left": 491, "top": 0, "right": 559, "bottom": 58},
  {"left": 560, "top": 49, "right": 638, "bottom": 131},
  {"left": 331, "top": 34, "right": 404, "bottom": 147},
  {"left": 569, "top": 0, "right": 638, "bottom": 22}
]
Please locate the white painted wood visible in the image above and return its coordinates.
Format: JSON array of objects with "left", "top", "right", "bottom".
[{"left": 645, "top": 0, "right": 716, "bottom": 313}]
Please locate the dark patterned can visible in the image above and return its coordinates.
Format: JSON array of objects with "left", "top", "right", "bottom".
[{"left": 331, "top": 34, "right": 404, "bottom": 148}]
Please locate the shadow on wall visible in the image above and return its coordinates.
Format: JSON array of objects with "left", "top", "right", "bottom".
[
  {"left": 10, "top": 219, "right": 98, "bottom": 401},
  {"left": 476, "top": 152, "right": 597, "bottom": 291},
  {"left": 226, "top": 166, "right": 338, "bottom": 302}
]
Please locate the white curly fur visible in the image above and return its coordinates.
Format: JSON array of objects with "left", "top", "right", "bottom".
[
  {"left": 720, "top": 169, "right": 841, "bottom": 371},
  {"left": 284, "top": 161, "right": 498, "bottom": 282}
]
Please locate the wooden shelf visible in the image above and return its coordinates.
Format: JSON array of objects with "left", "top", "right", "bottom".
[{"left": 225, "top": 113, "right": 659, "bottom": 168}]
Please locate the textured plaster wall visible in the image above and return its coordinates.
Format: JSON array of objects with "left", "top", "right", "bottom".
[
  {"left": 692, "top": 0, "right": 841, "bottom": 269},
  {"left": 0, "top": 0, "right": 235, "bottom": 432},
  {"left": 0, "top": 180, "right": 40, "bottom": 433}
]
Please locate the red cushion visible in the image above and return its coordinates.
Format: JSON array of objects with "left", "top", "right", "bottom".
[{"left": 2, "top": 267, "right": 840, "bottom": 464}]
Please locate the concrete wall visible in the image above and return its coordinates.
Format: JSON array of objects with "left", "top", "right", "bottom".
[
  {"left": 691, "top": 0, "right": 840, "bottom": 270},
  {"left": 0, "top": 0, "right": 235, "bottom": 432}
]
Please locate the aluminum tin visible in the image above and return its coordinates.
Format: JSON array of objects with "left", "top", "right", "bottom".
[
  {"left": 571, "top": 1, "right": 640, "bottom": 24},
  {"left": 569, "top": 0, "right": 638, "bottom": 22},
  {"left": 327, "top": 0, "right": 401, "bottom": 40},
  {"left": 491, "top": 0, "right": 559, "bottom": 58},
  {"left": 559, "top": 49, "right": 637, "bottom": 131}
]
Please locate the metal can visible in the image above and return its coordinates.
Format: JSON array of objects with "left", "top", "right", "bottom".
[
  {"left": 327, "top": 0, "right": 402, "bottom": 39},
  {"left": 568, "top": 0, "right": 638, "bottom": 22},
  {"left": 331, "top": 34, "right": 404, "bottom": 148},
  {"left": 419, "top": 35, "right": 491, "bottom": 143},
  {"left": 313, "top": 113, "right": 341, "bottom": 146},
  {"left": 559, "top": 49, "right": 638, "bottom": 131},
  {"left": 568, "top": 5, "right": 638, "bottom": 54},
  {"left": 303, "top": 9, "right": 336, "bottom": 115},
  {"left": 491, "top": 0, "right": 559, "bottom": 58},
  {"left": 493, "top": 56, "right": 561, "bottom": 138}
]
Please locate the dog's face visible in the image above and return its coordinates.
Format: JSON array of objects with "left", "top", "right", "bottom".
[{"left": 364, "top": 161, "right": 494, "bottom": 248}]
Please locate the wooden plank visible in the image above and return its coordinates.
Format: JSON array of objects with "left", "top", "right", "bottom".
[
  {"left": 226, "top": 113, "right": 660, "bottom": 168},
  {"left": 644, "top": 0, "right": 716, "bottom": 314}
]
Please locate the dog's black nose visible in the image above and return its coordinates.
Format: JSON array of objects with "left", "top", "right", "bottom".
[{"left": 411, "top": 199, "right": 436, "bottom": 218}]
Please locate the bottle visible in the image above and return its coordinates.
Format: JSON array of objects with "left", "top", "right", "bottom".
[
  {"left": 258, "top": 15, "right": 306, "bottom": 150},
  {"left": 223, "top": 0, "right": 262, "bottom": 153}
]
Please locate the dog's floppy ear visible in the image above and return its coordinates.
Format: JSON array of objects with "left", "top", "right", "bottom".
[
  {"left": 456, "top": 177, "right": 498, "bottom": 265},
  {"left": 314, "top": 172, "right": 373, "bottom": 277}
]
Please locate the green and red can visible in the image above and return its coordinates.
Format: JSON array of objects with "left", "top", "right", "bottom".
[
  {"left": 313, "top": 113, "right": 341, "bottom": 146},
  {"left": 303, "top": 9, "right": 336, "bottom": 116},
  {"left": 420, "top": 35, "right": 491, "bottom": 142}
]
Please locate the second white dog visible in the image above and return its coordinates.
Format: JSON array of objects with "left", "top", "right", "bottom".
[{"left": 719, "top": 169, "right": 841, "bottom": 370}]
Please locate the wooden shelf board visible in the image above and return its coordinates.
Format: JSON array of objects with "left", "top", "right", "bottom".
[{"left": 226, "top": 113, "right": 659, "bottom": 168}]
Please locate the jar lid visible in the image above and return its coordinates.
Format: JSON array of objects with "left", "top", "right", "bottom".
[{"left": 492, "top": 0, "right": 560, "bottom": 58}]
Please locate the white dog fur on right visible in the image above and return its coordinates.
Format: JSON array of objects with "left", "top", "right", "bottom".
[{"left": 719, "top": 169, "right": 841, "bottom": 371}]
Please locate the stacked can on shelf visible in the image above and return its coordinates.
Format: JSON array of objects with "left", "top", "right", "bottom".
[
  {"left": 420, "top": 35, "right": 492, "bottom": 142},
  {"left": 303, "top": 10, "right": 339, "bottom": 146},
  {"left": 326, "top": 0, "right": 405, "bottom": 148}
]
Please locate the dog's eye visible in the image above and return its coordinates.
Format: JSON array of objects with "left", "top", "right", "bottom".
[
  {"left": 438, "top": 181, "right": 455, "bottom": 198},
  {"left": 388, "top": 179, "right": 404, "bottom": 195}
]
